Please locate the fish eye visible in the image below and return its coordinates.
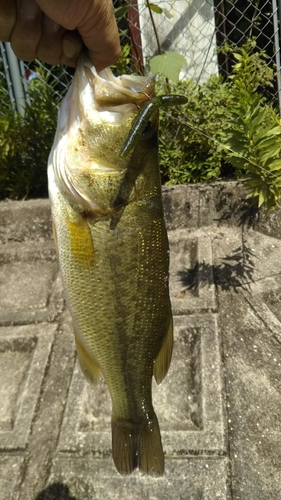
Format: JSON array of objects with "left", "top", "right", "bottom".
[{"left": 141, "top": 121, "right": 155, "bottom": 140}]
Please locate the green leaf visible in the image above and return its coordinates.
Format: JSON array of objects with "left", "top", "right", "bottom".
[
  {"left": 259, "top": 146, "right": 281, "bottom": 164},
  {"left": 255, "top": 124, "right": 281, "bottom": 141},
  {"left": 251, "top": 110, "right": 265, "bottom": 129},
  {"left": 258, "top": 137, "right": 281, "bottom": 151},
  {"left": 258, "top": 187, "right": 266, "bottom": 208},
  {"left": 162, "top": 8, "right": 173, "bottom": 18},
  {"left": 114, "top": 5, "right": 129, "bottom": 18},
  {"left": 149, "top": 3, "right": 163, "bottom": 14},
  {"left": 149, "top": 52, "right": 187, "bottom": 82},
  {"left": 267, "top": 158, "right": 281, "bottom": 171}
]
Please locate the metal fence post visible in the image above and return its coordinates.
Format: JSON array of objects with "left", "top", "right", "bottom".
[
  {"left": 4, "top": 42, "right": 26, "bottom": 115},
  {"left": 272, "top": 0, "right": 281, "bottom": 114},
  {"left": 0, "top": 42, "right": 16, "bottom": 111}
]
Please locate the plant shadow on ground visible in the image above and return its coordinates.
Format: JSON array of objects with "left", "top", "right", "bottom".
[
  {"left": 213, "top": 185, "right": 259, "bottom": 229},
  {"left": 36, "top": 483, "right": 76, "bottom": 500},
  {"left": 178, "top": 243, "right": 256, "bottom": 292}
]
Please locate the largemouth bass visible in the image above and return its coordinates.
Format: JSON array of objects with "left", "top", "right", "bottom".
[{"left": 48, "top": 55, "right": 173, "bottom": 475}]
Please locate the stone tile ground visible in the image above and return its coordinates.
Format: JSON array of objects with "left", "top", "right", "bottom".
[{"left": 1, "top": 183, "right": 281, "bottom": 499}]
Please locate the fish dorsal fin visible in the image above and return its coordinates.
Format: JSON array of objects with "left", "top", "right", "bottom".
[
  {"left": 74, "top": 330, "right": 101, "bottom": 385},
  {"left": 153, "top": 312, "right": 173, "bottom": 385}
]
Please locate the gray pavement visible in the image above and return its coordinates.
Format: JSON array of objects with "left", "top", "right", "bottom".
[{"left": 1, "top": 181, "right": 281, "bottom": 499}]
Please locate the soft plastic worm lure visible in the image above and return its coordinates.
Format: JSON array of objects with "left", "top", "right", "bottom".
[{"left": 120, "top": 94, "right": 188, "bottom": 158}]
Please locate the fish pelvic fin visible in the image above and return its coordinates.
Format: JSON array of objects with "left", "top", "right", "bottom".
[
  {"left": 74, "top": 331, "right": 101, "bottom": 385},
  {"left": 111, "top": 413, "right": 164, "bottom": 476},
  {"left": 153, "top": 312, "right": 173, "bottom": 385}
]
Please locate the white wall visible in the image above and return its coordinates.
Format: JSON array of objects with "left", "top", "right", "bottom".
[{"left": 137, "top": 0, "right": 218, "bottom": 81}]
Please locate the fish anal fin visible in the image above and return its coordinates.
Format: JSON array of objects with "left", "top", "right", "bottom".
[
  {"left": 74, "top": 331, "right": 101, "bottom": 385},
  {"left": 111, "top": 413, "right": 164, "bottom": 476},
  {"left": 153, "top": 313, "right": 173, "bottom": 385}
]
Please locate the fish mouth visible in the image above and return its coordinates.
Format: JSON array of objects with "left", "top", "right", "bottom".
[{"left": 82, "top": 56, "right": 155, "bottom": 110}]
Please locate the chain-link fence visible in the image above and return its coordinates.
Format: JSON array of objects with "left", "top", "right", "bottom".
[
  {"left": 0, "top": 0, "right": 281, "bottom": 111},
  {"left": 124, "top": 0, "right": 281, "bottom": 104}
]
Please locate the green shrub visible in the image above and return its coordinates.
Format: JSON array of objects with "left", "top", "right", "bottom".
[
  {"left": 157, "top": 75, "right": 232, "bottom": 184},
  {"left": 158, "top": 39, "right": 281, "bottom": 210},
  {"left": 0, "top": 67, "right": 58, "bottom": 199},
  {"left": 222, "top": 41, "right": 281, "bottom": 211}
]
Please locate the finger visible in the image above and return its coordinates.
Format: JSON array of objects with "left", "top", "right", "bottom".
[
  {"left": 78, "top": 3, "right": 120, "bottom": 71},
  {"left": 10, "top": 0, "right": 41, "bottom": 61},
  {"left": 61, "top": 30, "right": 83, "bottom": 67},
  {"left": 0, "top": 1, "right": 17, "bottom": 41},
  {"left": 36, "top": 0, "right": 120, "bottom": 71},
  {"left": 36, "top": 15, "right": 64, "bottom": 65}
]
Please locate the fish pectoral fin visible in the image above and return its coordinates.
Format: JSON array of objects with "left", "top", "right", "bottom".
[
  {"left": 153, "top": 312, "right": 173, "bottom": 385},
  {"left": 111, "top": 412, "right": 164, "bottom": 476},
  {"left": 74, "top": 331, "right": 101, "bottom": 385},
  {"left": 67, "top": 218, "right": 95, "bottom": 268}
]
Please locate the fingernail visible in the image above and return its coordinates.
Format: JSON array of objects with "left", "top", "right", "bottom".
[{"left": 62, "top": 39, "right": 78, "bottom": 59}]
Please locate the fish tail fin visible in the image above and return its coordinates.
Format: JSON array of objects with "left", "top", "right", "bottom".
[
  {"left": 111, "top": 419, "right": 138, "bottom": 475},
  {"left": 138, "top": 412, "right": 164, "bottom": 475},
  {"left": 111, "top": 412, "right": 164, "bottom": 476}
]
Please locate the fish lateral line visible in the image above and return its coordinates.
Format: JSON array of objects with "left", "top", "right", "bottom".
[{"left": 119, "top": 94, "right": 188, "bottom": 159}]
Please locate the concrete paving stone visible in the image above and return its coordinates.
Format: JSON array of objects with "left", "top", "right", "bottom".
[
  {"left": 242, "top": 229, "right": 281, "bottom": 282},
  {"left": 0, "top": 323, "right": 56, "bottom": 449},
  {"left": 0, "top": 456, "right": 25, "bottom": 500},
  {"left": 0, "top": 239, "right": 55, "bottom": 265},
  {"left": 198, "top": 182, "right": 259, "bottom": 229},
  {"left": 219, "top": 290, "right": 281, "bottom": 499},
  {"left": 0, "top": 243, "right": 63, "bottom": 325},
  {"left": 43, "top": 457, "right": 230, "bottom": 500},
  {"left": 253, "top": 205, "right": 281, "bottom": 240},
  {"left": 58, "top": 314, "right": 226, "bottom": 456},
  {"left": 163, "top": 182, "right": 259, "bottom": 231},
  {"left": 17, "top": 314, "right": 77, "bottom": 500},
  {"left": 162, "top": 185, "right": 200, "bottom": 230},
  {"left": 210, "top": 225, "right": 281, "bottom": 305},
  {"left": 209, "top": 226, "right": 256, "bottom": 291},
  {"left": 0, "top": 260, "right": 56, "bottom": 322},
  {"left": 0, "top": 199, "right": 52, "bottom": 244},
  {"left": 242, "top": 289, "right": 281, "bottom": 345},
  {"left": 238, "top": 229, "right": 281, "bottom": 331},
  {"left": 169, "top": 228, "right": 217, "bottom": 314}
]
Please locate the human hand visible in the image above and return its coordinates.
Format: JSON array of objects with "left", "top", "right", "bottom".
[{"left": 0, "top": 0, "right": 120, "bottom": 70}]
